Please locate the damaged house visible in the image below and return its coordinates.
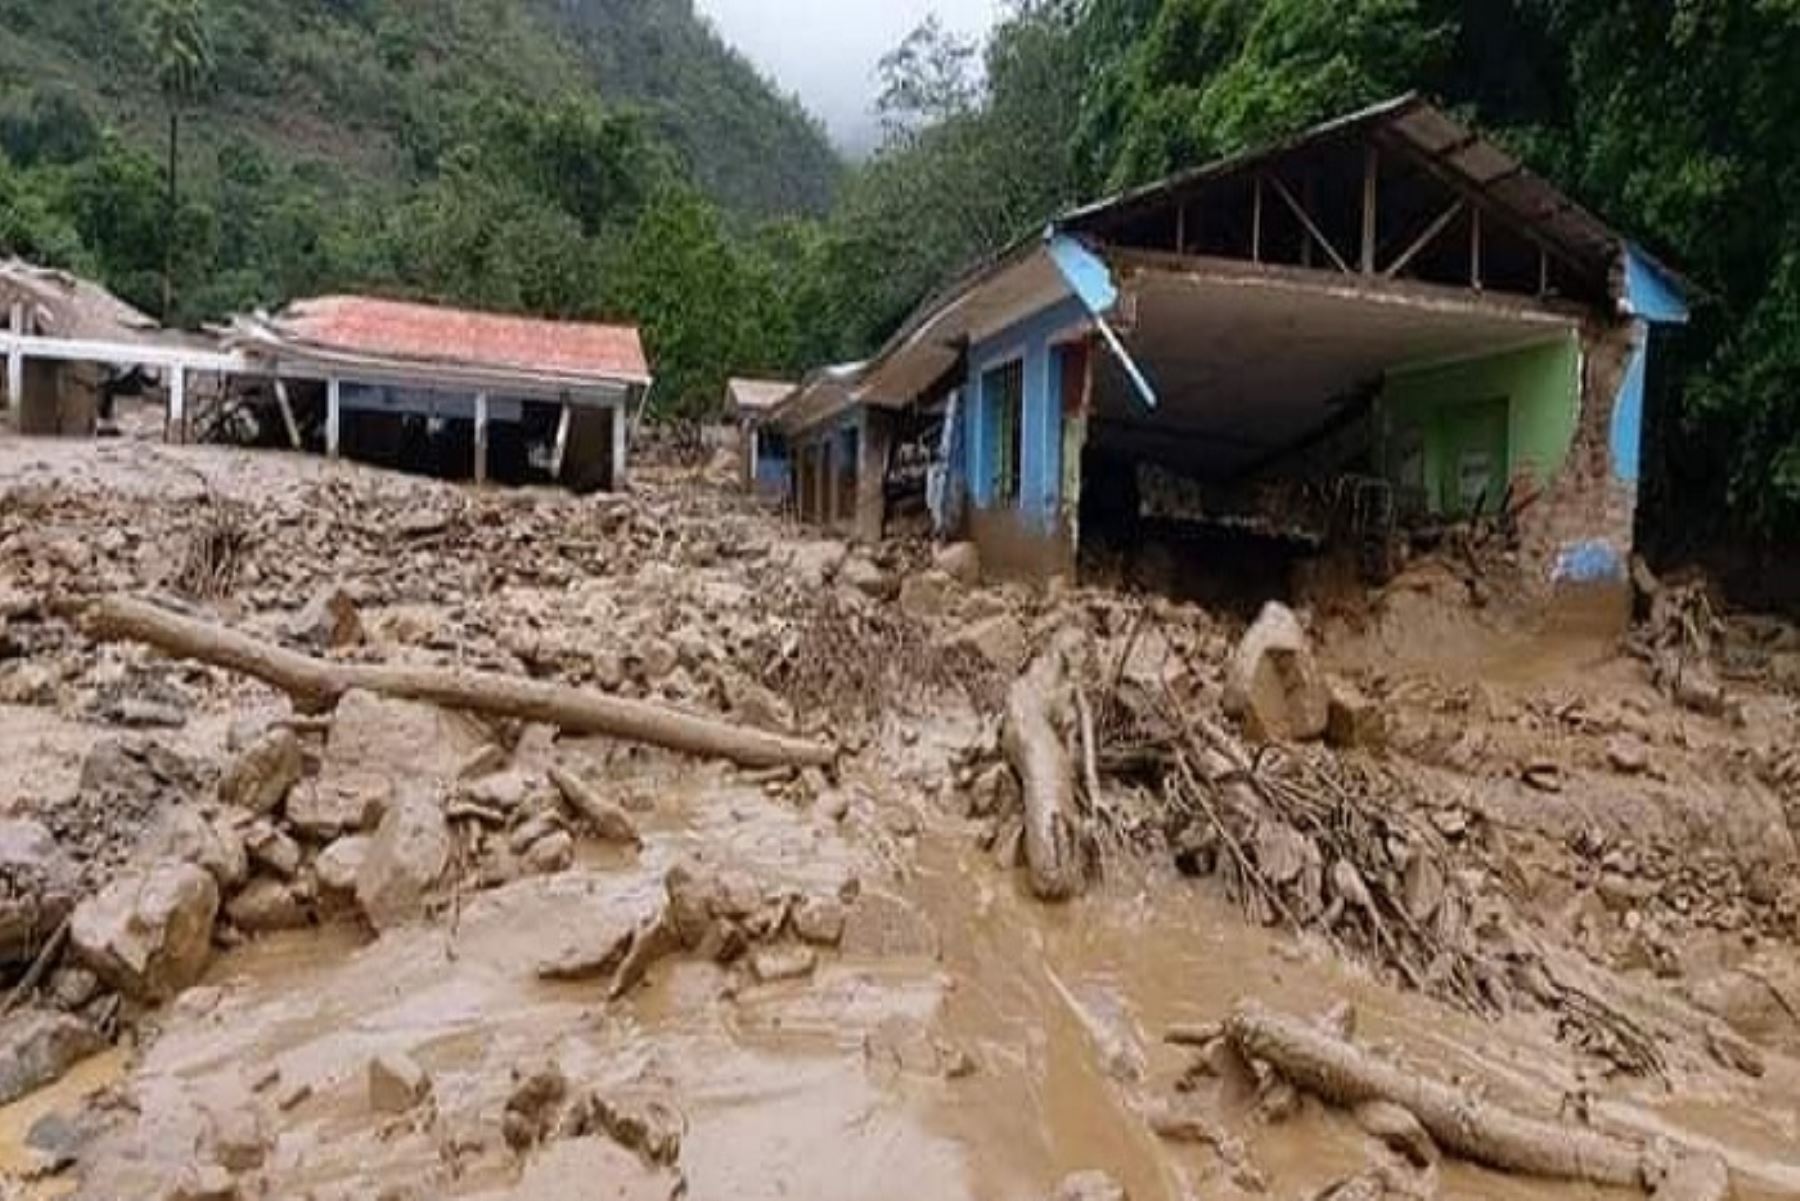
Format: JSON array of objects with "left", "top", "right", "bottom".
[
  {"left": 225, "top": 297, "right": 650, "bottom": 491},
  {"left": 724, "top": 377, "right": 796, "bottom": 498},
  {"left": 773, "top": 96, "right": 1689, "bottom": 605}
]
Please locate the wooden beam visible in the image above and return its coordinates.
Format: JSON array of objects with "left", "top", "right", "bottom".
[
  {"left": 167, "top": 367, "right": 187, "bottom": 445},
  {"left": 1268, "top": 174, "right": 1350, "bottom": 274},
  {"left": 473, "top": 391, "right": 489, "bottom": 485},
  {"left": 610, "top": 402, "right": 627, "bottom": 492},
  {"left": 1251, "top": 176, "right": 1264, "bottom": 263},
  {"left": 0, "top": 329, "right": 244, "bottom": 375},
  {"left": 1470, "top": 206, "right": 1484, "bottom": 290},
  {"left": 551, "top": 402, "right": 572, "bottom": 481},
  {"left": 1383, "top": 199, "right": 1465, "bottom": 279},
  {"left": 1360, "top": 145, "right": 1379, "bottom": 275},
  {"left": 325, "top": 377, "right": 342, "bottom": 459},
  {"left": 271, "top": 378, "right": 302, "bottom": 450},
  {"left": 5, "top": 303, "right": 21, "bottom": 412}
]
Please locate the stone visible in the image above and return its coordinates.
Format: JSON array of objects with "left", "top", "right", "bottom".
[
  {"left": 790, "top": 895, "right": 846, "bottom": 946},
  {"left": 1053, "top": 1170, "right": 1128, "bottom": 1201},
  {"left": 1324, "top": 677, "right": 1385, "bottom": 750},
  {"left": 288, "top": 584, "right": 362, "bottom": 650},
  {"left": 315, "top": 835, "right": 371, "bottom": 894},
  {"left": 47, "top": 966, "right": 100, "bottom": 1010},
  {"left": 508, "top": 1136, "right": 682, "bottom": 1201},
  {"left": 933, "top": 542, "right": 981, "bottom": 586},
  {"left": 502, "top": 1061, "right": 569, "bottom": 1150},
  {"left": 226, "top": 879, "right": 308, "bottom": 933},
  {"left": 355, "top": 794, "right": 451, "bottom": 931},
  {"left": 898, "top": 570, "right": 959, "bottom": 622},
  {"left": 524, "top": 830, "right": 576, "bottom": 875},
  {"left": 1606, "top": 735, "right": 1650, "bottom": 775},
  {"left": 286, "top": 773, "right": 390, "bottom": 839},
  {"left": 323, "top": 690, "right": 487, "bottom": 785},
  {"left": 951, "top": 613, "right": 1030, "bottom": 675},
  {"left": 1223, "top": 602, "right": 1329, "bottom": 742},
  {"left": 206, "top": 1103, "right": 271, "bottom": 1172},
  {"left": 150, "top": 808, "right": 249, "bottom": 891},
  {"left": 217, "top": 729, "right": 304, "bottom": 814},
  {"left": 587, "top": 1089, "right": 685, "bottom": 1167},
  {"left": 243, "top": 822, "right": 302, "bottom": 879},
  {"left": 0, "top": 1009, "right": 106, "bottom": 1105},
  {"left": 71, "top": 860, "right": 219, "bottom": 1001},
  {"left": 368, "top": 1050, "right": 431, "bottom": 1114},
  {"left": 0, "top": 818, "right": 79, "bottom": 968},
  {"left": 169, "top": 1162, "right": 239, "bottom": 1201},
  {"left": 840, "top": 555, "right": 897, "bottom": 600},
  {"left": 777, "top": 540, "right": 849, "bottom": 589},
  {"left": 749, "top": 945, "right": 817, "bottom": 983}
]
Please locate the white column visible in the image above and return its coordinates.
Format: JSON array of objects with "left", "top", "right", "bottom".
[
  {"left": 326, "top": 377, "right": 342, "bottom": 459},
  {"left": 610, "top": 401, "right": 627, "bottom": 491},
  {"left": 747, "top": 420, "right": 760, "bottom": 489},
  {"left": 473, "top": 391, "right": 489, "bottom": 485},
  {"left": 551, "top": 403, "right": 572, "bottom": 481},
  {"left": 5, "top": 302, "right": 22, "bottom": 412},
  {"left": 167, "top": 367, "right": 187, "bottom": 444}
]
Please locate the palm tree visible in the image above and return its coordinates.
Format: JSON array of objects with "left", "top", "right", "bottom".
[{"left": 144, "top": 0, "right": 213, "bottom": 322}]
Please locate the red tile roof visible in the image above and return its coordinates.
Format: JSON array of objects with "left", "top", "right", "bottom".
[{"left": 280, "top": 296, "right": 648, "bottom": 382}]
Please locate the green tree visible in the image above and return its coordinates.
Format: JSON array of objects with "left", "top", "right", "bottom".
[{"left": 143, "top": 0, "right": 214, "bottom": 322}]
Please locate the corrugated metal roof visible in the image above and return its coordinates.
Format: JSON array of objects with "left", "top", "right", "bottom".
[{"left": 272, "top": 296, "right": 649, "bottom": 384}]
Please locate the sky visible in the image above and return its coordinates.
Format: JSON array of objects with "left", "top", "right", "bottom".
[{"left": 694, "top": 0, "right": 1005, "bottom": 156}]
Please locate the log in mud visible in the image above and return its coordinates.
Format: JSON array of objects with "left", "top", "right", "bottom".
[
  {"left": 1001, "top": 649, "right": 1085, "bottom": 901},
  {"left": 86, "top": 594, "right": 837, "bottom": 770}
]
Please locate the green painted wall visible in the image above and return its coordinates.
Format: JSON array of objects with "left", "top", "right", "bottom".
[{"left": 1381, "top": 334, "right": 1580, "bottom": 517}]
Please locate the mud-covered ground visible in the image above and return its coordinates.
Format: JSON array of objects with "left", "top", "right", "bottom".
[{"left": 1, "top": 426, "right": 1798, "bottom": 1201}]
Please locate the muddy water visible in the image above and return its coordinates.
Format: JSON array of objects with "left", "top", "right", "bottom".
[{"left": 18, "top": 739, "right": 1800, "bottom": 1201}]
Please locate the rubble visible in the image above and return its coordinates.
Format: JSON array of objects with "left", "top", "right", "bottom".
[
  {"left": 1223, "top": 601, "right": 1329, "bottom": 742},
  {"left": 217, "top": 728, "right": 304, "bottom": 814},
  {"left": 368, "top": 1050, "right": 431, "bottom": 1113},
  {"left": 354, "top": 792, "right": 451, "bottom": 930}
]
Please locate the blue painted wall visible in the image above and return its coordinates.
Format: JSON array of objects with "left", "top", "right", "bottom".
[
  {"left": 963, "top": 295, "right": 1090, "bottom": 530},
  {"left": 1608, "top": 245, "right": 1691, "bottom": 485}
]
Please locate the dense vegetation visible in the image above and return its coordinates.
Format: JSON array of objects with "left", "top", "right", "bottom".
[{"left": 0, "top": 0, "right": 1797, "bottom": 563}]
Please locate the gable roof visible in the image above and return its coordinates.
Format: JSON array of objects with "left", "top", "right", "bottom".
[
  {"left": 247, "top": 296, "right": 650, "bottom": 387},
  {"left": 1061, "top": 93, "right": 1686, "bottom": 293}
]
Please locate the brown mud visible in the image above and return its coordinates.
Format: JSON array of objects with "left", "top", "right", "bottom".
[{"left": 1, "top": 426, "right": 1798, "bottom": 1201}]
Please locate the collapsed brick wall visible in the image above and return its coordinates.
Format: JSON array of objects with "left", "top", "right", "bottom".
[{"left": 1515, "top": 317, "right": 1641, "bottom": 593}]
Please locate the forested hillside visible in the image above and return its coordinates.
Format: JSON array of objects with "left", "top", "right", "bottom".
[{"left": 0, "top": 0, "right": 836, "bottom": 405}]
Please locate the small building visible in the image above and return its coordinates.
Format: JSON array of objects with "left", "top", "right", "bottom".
[
  {"left": 776, "top": 96, "right": 1689, "bottom": 604},
  {"left": 724, "top": 377, "right": 795, "bottom": 497},
  {"left": 225, "top": 296, "right": 650, "bottom": 491},
  {"left": 773, "top": 362, "right": 884, "bottom": 538},
  {"left": 0, "top": 260, "right": 215, "bottom": 437}
]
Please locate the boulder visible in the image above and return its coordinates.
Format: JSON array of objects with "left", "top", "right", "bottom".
[
  {"left": 749, "top": 945, "right": 817, "bottom": 984},
  {"left": 0, "top": 1009, "right": 106, "bottom": 1105},
  {"left": 169, "top": 1162, "right": 239, "bottom": 1201},
  {"left": 933, "top": 542, "right": 981, "bottom": 586},
  {"left": 354, "top": 794, "right": 451, "bottom": 931},
  {"left": 950, "top": 613, "right": 1030, "bottom": 675},
  {"left": 323, "top": 691, "right": 488, "bottom": 785},
  {"left": 1223, "top": 602, "right": 1329, "bottom": 742},
  {"left": 899, "top": 570, "right": 959, "bottom": 622},
  {"left": 1324, "top": 677, "right": 1385, "bottom": 750},
  {"left": 226, "top": 879, "right": 309, "bottom": 933},
  {"left": 148, "top": 807, "right": 249, "bottom": 891},
  {"left": 243, "top": 822, "right": 302, "bottom": 880},
  {"left": 791, "top": 895, "right": 846, "bottom": 947},
  {"left": 70, "top": 860, "right": 219, "bottom": 1001},
  {"left": 205, "top": 1103, "right": 272, "bottom": 1172},
  {"left": 0, "top": 818, "right": 79, "bottom": 968},
  {"left": 368, "top": 1050, "right": 431, "bottom": 1113},
  {"left": 217, "top": 729, "right": 304, "bottom": 814},
  {"left": 509, "top": 1136, "right": 681, "bottom": 1201},
  {"left": 523, "top": 830, "right": 576, "bottom": 875},
  {"left": 285, "top": 772, "right": 390, "bottom": 840},
  {"left": 840, "top": 556, "right": 897, "bottom": 601},
  {"left": 315, "top": 835, "right": 371, "bottom": 894},
  {"left": 287, "top": 584, "right": 362, "bottom": 651}
]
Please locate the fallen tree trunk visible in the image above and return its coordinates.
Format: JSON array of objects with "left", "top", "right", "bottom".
[
  {"left": 1002, "top": 650, "right": 1085, "bottom": 901},
  {"left": 88, "top": 595, "right": 836, "bottom": 770},
  {"left": 1226, "top": 1001, "right": 1646, "bottom": 1188}
]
